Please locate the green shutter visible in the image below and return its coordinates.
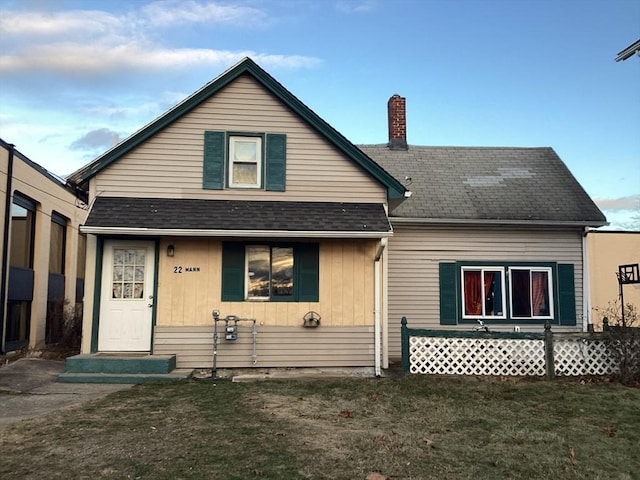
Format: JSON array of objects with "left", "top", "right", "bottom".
[
  {"left": 221, "top": 243, "right": 245, "bottom": 301},
  {"left": 297, "top": 243, "right": 319, "bottom": 302},
  {"left": 265, "top": 133, "right": 286, "bottom": 191},
  {"left": 557, "top": 263, "right": 576, "bottom": 326},
  {"left": 203, "top": 131, "right": 225, "bottom": 189},
  {"left": 439, "top": 262, "right": 458, "bottom": 325}
]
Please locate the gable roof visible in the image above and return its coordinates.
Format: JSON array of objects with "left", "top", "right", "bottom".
[
  {"left": 359, "top": 144, "right": 607, "bottom": 227},
  {"left": 1, "top": 137, "right": 83, "bottom": 199},
  {"left": 81, "top": 197, "right": 392, "bottom": 238},
  {"left": 67, "top": 57, "right": 406, "bottom": 200}
]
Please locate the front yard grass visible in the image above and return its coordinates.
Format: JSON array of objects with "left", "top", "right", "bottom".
[{"left": 1, "top": 375, "right": 638, "bottom": 479}]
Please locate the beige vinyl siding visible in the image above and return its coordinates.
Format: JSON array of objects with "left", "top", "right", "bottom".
[
  {"left": 155, "top": 238, "right": 377, "bottom": 328},
  {"left": 153, "top": 325, "right": 374, "bottom": 369},
  {"left": 93, "top": 74, "right": 386, "bottom": 203},
  {"left": 386, "top": 226, "right": 585, "bottom": 360}
]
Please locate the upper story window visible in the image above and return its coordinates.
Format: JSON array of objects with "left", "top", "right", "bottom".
[
  {"left": 10, "top": 193, "right": 36, "bottom": 269},
  {"left": 203, "top": 131, "right": 286, "bottom": 192},
  {"left": 49, "top": 212, "right": 67, "bottom": 275},
  {"left": 229, "top": 136, "right": 262, "bottom": 188}
]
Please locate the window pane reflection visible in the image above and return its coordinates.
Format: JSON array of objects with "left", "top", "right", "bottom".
[
  {"left": 272, "top": 247, "right": 293, "bottom": 296},
  {"left": 247, "top": 247, "right": 269, "bottom": 298}
]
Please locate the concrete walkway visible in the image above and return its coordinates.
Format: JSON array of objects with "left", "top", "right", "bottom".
[{"left": 0, "top": 358, "right": 132, "bottom": 427}]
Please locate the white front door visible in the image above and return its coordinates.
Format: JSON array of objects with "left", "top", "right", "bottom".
[{"left": 98, "top": 240, "right": 155, "bottom": 351}]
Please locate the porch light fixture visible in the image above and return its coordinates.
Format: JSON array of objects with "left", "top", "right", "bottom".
[{"left": 167, "top": 244, "right": 175, "bottom": 257}]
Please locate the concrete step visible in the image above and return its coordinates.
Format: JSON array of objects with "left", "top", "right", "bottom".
[
  {"left": 58, "top": 369, "right": 192, "bottom": 384},
  {"left": 64, "top": 354, "right": 177, "bottom": 374}
]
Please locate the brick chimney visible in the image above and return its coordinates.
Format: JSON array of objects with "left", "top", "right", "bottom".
[{"left": 388, "top": 94, "right": 408, "bottom": 150}]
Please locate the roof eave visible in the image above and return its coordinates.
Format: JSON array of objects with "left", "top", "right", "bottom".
[
  {"left": 79, "top": 226, "right": 393, "bottom": 238},
  {"left": 615, "top": 39, "right": 640, "bottom": 62},
  {"left": 390, "top": 217, "right": 609, "bottom": 228}
]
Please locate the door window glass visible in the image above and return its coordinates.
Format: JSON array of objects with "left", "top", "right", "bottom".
[{"left": 112, "top": 248, "right": 145, "bottom": 299}]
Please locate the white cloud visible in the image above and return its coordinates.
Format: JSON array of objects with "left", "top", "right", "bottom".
[
  {"left": 141, "top": 0, "right": 268, "bottom": 26},
  {"left": 0, "top": 43, "right": 320, "bottom": 74},
  {"left": 0, "top": 2, "right": 319, "bottom": 76},
  {"left": 335, "top": 0, "right": 377, "bottom": 14},
  {"left": 595, "top": 194, "right": 640, "bottom": 212},
  {"left": 0, "top": 10, "right": 123, "bottom": 36}
]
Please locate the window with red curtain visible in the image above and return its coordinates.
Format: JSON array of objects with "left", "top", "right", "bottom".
[
  {"left": 510, "top": 268, "right": 552, "bottom": 318},
  {"left": 462, "top": 268, "right": 505, "bottom": 318}
]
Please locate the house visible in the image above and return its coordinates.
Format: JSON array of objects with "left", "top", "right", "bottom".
[
  {"left": 66, "top": 58, "right": 406, "bottom": 375},
  {"left": 360, "top": 95, "right": 607, "bottom": 361},
  {"left": 0, "top": 138, "right": 87, "bottom": 354},
  {"left": 65, "top": 58, "right": 606, "bottom": 376},
  {"left": 587, "top": 231, "right": 640, "bottom": 330}
]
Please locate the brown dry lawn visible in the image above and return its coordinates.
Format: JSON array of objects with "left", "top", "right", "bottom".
[{"left": 1, "top": 375, "right": 638, "bottom": 479}]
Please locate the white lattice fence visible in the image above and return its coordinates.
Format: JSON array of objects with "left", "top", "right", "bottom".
[
  {"left": 403, "top": 327, "right": 621, "bottom": 377},
  {"left": 409, "top": 336, "right": 546, "bottom": 376},
  {"left": 554, "top": 338, "right": 617, "bottom": 376}
]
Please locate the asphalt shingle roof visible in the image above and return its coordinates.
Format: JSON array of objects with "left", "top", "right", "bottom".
[
  {"left": 84, "top": 197, "right": 392, "bottom": 233},
  {"left": 359, "top": 145, "right": 607, "bottom": 225}
]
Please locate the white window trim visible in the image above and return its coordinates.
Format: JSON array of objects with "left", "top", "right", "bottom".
[
  {"left": 460, "top": 266, "right": 507, "bottom": 320},
  {"left": 508, "top": 266, "right": 554, "bottom": 320},
  {"left": 228, "top": 136, "right": 262, "bottom": 188}
]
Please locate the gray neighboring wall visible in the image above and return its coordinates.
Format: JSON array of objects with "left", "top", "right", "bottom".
[{"left": 359, "top": 144, "right": 607, "bottom": 226}]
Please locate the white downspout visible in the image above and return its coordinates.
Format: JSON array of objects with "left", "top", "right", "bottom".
[
  {"left": 374, "top": 237, "right": 387, "bottom": 377},
  {"left": 582, "top": 227, "right": 591, "bottom": 331}
]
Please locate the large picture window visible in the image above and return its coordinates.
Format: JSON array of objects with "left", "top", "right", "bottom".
[
  {"left": 222, "top": 242, "right": 318, "bottom": 302},
  {"left": 246, "top": 246, "right": 294, "bottom": 300}
]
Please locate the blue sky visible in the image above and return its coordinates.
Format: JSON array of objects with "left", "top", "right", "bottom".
[{"left": 1, "top": 0, "right": 638, "bottom": 229}]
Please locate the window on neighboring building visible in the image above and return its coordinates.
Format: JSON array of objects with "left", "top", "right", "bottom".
[
  {"left": 222, "top": 242, "right": 318, "bottom": 302},
  {"left": 49, "top": 213, "right": 66, "bottom": 275},
  {"left": 7, "top": 193, "right": 36, "bottom": 346},
  {"left": 46, "top": 212, "right": 67, "bottom": 344},
  {"left": 9, "top": 200, "right": 35, "bottom": 269}
]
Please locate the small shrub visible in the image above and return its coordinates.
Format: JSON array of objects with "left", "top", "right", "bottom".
[{"left": 598, "top": 301, "right": 640, "bottom": 386}]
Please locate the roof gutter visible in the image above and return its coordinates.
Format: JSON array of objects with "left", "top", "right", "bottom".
[
  {"left": 79, "top": 226, "right": 393, "bottom": 238},
  {"left": 390, "top": 217, "right": 609, "bottom": 228}
]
